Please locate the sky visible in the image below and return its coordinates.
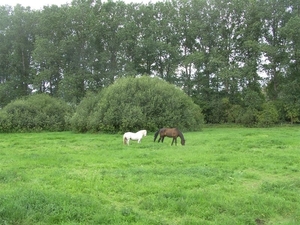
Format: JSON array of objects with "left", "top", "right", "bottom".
[
  {"left": 1, "top": 0, "right": 71, "bottom": 9},
  {"left": 0, "top": 0, "right": 150, "bottom": 10}
]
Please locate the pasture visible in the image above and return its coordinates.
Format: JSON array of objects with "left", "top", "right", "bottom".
[{"left": 0, "top": 127, "right": 300, "bottom": 225}]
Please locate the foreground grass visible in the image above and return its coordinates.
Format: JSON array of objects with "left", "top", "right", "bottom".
[{"left": 0, "top": 127, "right": 300, "bottom": 225}]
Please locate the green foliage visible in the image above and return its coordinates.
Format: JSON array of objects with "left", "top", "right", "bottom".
[
  {"left": 227, "top": 104, "right": 243, "bottom": 123},
  {"left": 206, "top": 97, "right": 233, "bottom": 123},
  {"left": 284, "top": 103, "right": 300, "bottom": 124},
  {"left": 237, "top": 107, "right": 258, "bottom": 127},
  {"left": 70, "top": 92, "right": 99, "bottom": 133},
  {"left": 72, "top": 76, "right": 204, "bottom": 133},
  {"left": 229, "top": 89, "right": 264, "bottom": 126},
  {"left": 228, "top": 100, "right": 280, "bottom": 127},
  {"left": 243, "top": 89, "right": 264, "bottom": 110},
  {"left": 279, "top": 80, "right": 300, "bottom": 124},
  {"left": 1, "top": 1, "right": 299, "bottom": 126},
  {"left": 0, "top": 94, "right": 72, "bottom": 132},
  {"left": 257, "top": 102, "right": 279, "bottom": 127}
]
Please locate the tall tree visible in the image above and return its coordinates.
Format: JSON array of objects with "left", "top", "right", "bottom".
[
  {"left": 237, "top": 0, "right": 265, "bottom": 103},
  {"left": 32, "top": 5, "right": 68, "bottom": 95},
  {"left": 0, "top": 5, "right": 37, "bottom": 107},
  {"left": 151, "top": 1, "right": 181, "bottom": 83},
  {"left": 58, "top": 0, "right": 99, "bottom": 103},
  {"left": 134, "top": 3, "right": 160, "bottom": 75},
  {"left": 117, "top": 3, "right": 142, "bottom": 76},
  {"left": 0, "top": 5, "right": 13, "bottom": 107},
  {"left": 91, "top": 0, "right": 128, "bottom": 87},
  {"left": 279, "top": 3, "right": 300, "bottom": 123},
  {"left": 261, "top": 0, "right": 292, "bottom": 100},
  {"left": 176, "top": 0, "right": 206, "bottom": 95}
]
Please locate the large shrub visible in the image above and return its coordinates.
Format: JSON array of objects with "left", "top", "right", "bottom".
[
  {"left": 257, "top": 102, "right": 279, "bottom": 127},
  {"left": 71, "top": 76, "right": 204, "bottom": 133},
  {"left": 0, "top": 94, "right": 73, "bottom": 132},
  {"left": 70, "top": 92, "right": 99, "bottom": 133}
]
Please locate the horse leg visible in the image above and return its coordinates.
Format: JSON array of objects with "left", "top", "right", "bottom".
[
  {"left": 162, "top": 136, "right": 164, "bottom": 143},
  {"left": 171, "top": 138, "right": 177, "bottom": 146},
  {"left": 158, "top": 137, "right": 161, "bottom": 143}
]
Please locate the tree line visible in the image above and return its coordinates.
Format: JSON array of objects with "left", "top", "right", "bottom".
[{"left": 0, "top": 0, "right": 299, "bottom": 126}]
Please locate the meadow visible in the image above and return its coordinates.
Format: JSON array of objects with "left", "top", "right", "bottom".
[{"left": 0, "top": 127, "right": 300, "bottom": 225}]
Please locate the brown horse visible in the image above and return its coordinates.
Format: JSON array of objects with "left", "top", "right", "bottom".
[{"left": 154, "top": 128, "right": 185, "bottom": 146}]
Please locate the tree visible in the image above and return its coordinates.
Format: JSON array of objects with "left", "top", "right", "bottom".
[
  {"left": 32, "top": 5, "right": 68, "bottom": 96},
  {"left": 279, "top": 12, "right": 300, "bottom": 123},
  {"left": 150, "top": 1, "right": 181, "bottom": 83},
  {"left": 0, "top": 5, "right": 37, "bottom": 107},
  {"left": 58, "top": 0, "right": 97, "bottom": 103},
  {"left": 261, "top": 0, "right": 292, "bottom": 100},
  {"left": 91, "top": 0, "right": 129, "bottom": 86}
]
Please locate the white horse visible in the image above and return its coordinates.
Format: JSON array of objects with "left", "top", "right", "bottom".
[{"left": 123, "top": 130, "right": 147, "bottom": 145}]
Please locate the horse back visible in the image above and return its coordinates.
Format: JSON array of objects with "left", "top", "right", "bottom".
[{"left": 160, "top": 127, "right": 181, "bottom": 137}]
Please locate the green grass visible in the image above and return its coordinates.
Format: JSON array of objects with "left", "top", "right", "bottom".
[{"left": 0, "top": 127, "right": 300, "bottom": 224}]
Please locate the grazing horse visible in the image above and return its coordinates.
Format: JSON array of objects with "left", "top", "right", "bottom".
[
  {"left": 123, "top": 129, "right": 147, "bottom": 145},
  {"left": 154, "top": 128, "right": 185, "bottom": 146}
]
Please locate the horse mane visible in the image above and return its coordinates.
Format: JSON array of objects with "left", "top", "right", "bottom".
[
  {"left": 177, "top": 129, "right": 185, "bottom": 141},
  {"left": 140, "top": 129, "right": 147, "bottom": 136}
]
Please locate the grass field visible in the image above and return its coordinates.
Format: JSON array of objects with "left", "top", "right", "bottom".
[{"left": 0, "top": 127, "right": 300, "bottom": 225}]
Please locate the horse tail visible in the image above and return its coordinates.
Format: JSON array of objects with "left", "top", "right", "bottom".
[
  {"left": 123, "top": 135, "right": 127, "bottom": 144},
  {"left": 153, "top": 129, "right": 159, "bottom": 142}
]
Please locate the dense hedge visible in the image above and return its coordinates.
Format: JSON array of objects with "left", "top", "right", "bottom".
[
  {"left": 71, "top": 76, "right": 204, "bottom": 133},
  {"left": 0, "top": 94, "right": 73, "bottom": 132}
]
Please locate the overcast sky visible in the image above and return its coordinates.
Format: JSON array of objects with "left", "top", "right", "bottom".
[{"left": 0, "top": 0, "right": 152, "bottom": 10}]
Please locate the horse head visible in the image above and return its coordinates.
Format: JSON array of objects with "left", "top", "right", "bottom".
[{"left": 181, "top": 139, "right": 185, "bottom": 146}]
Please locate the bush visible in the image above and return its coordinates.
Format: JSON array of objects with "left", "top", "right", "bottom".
[
  {"left": 237, "top": 107, "right": 258, "bottom": 127},
  {"left": 70, "top": 92, "right": 99, "bottom": 133},
  {"left": 206, "top": 97, "right": 232, "bottom": 123},
  {"left": 257, "top": 102, "right": 279, "bottom": 127},
  {"left": 227, "top": 105, "right": 243, "bottom": 123},
  {"left": 71, "top": 76, "right": 204, "bottom": 133},
  {"left": 0, "top": 94, "right": 73, "bottom": 132}
]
